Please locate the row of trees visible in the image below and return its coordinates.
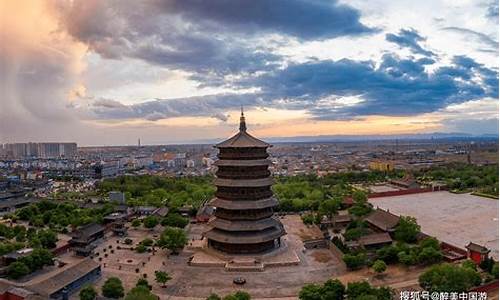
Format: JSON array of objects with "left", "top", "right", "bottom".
[
  {"left": 130, "top": 212, "right": 189, "bottom": 230},
  {"left": 299, "top": 279, "right": 393, "bottom": 300},
  {"left": 0, "top": 223, "right": 55, "bottom": 249},
  {"left": 97, "top": 175, "right": 215, "bottom": 209},
  {"left": 7, "top": 248, "right": 54, "bottom": 279},
  {"left": 416, "top": 163, "right": 498, "bottom": 195},
  {"left": 13, "top": 200, "right": 115, "bottom": 230},
  {"left": 80, "top": 272, "right": 172, "bottom": 300}
]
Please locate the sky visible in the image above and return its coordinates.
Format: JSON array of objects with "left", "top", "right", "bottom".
[{"left": 0, "top": 0, "right": 498, "bottom": 146}]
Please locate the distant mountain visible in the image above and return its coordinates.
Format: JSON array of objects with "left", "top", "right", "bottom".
[{"left": 191, "top": 132, "right": 498, "bottom": 145}]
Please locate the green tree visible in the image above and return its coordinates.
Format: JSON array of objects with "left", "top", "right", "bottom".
[
  {"left": 157, "top": 227, "right": 188, "bottom": 254},
  {"left": 124, "top": 286, "right": 157, "bottom": 300},
  {"left": 419, "top": 263, "right": 482, "bottom": 293},
  {"left": 395, "top": 216, "right": 420, "bottom": 243},
  {"left": 79, "top": 285, "right": 97, "bottom": 300},
  {"left": 207, "top": 293, "right": 222, "bottom": 300},
  {"left": 223, "top": 291, "right": 251, "bottom": 300},
  {"left": 102, "top": 277, "right": 125, "bottom": 299},
  {"left": 492, "top": 262, "right": 499, "bottom": 279},
  {"left": 397, "top": 251, "right": 417, "bottom": 266},
  {"left": 37, "top": 229, "right": 58, "bottom": 248},
  {"left": 322, "top": 279, "right": 345, "bottom": 300},
  {"left": 135, "top": 244, "right": 147, "bottom": 253},
  {"left": 136, "top": 278, "right": 152, "bottom": 290},
  {"left": 143, "top": 216, "right": 159, "bottom": 229},
  {"left": 318, "top": 198, "right": 341, "bottom": 217},
  {"left": 299, "top": 284, "right": 322, "bottom": 300},
  {"left": 131, "top": 219, "right": 141, "bottom": 228},
  {"left": 372, "top": 260, "right": 387, "bottom": 275},
  {"left": 7, "top": 261, "right": 30, "bottom": 279},
  {"left": 417, "top": 247, "right": 442, "bottom": 264},
  {"left": 343, "top": 253, "right": 367, "bottom": 270},
  {"left": 161, "top": 213, "right": 189, "bottom": 228},
  {"left": 462, "top": 260, "right": 477, "bottom": 271},
  {"left": 346, "top": 281, "right": 373, "bottom": 300},
  {"left": 155, "top": 270, "right": 172, "bottom": 287}
]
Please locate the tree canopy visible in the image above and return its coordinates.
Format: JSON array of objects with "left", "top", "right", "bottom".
[
  {"left": 419, "top": 263, "right": 482, "bottom": 293},
  {"left": 102, "top": 277, "right": 125, "bottom": 299}
]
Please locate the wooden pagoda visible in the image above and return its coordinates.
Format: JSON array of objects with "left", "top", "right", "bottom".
[{"left": 204, "top": 109, "right": 286, "bottom": 254}]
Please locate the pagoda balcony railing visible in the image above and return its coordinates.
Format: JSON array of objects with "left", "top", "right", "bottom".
[
  {"left": 214, "top": 209, "right": 273, "bottom": 220},
  {"left": 216, "top": 170, "right": 271, "bottom": 179},
  {"left": 217, "top": 152, "right": 269, "bottom": 160},
  {"left": 215, "top": 190, "right": 273, "bottom": 200}
]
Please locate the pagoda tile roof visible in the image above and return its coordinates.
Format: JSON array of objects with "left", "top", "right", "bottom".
[
  {"left": 210, "top": 197, "right": 278, "bottom": 210},
  {"left": 216, "top": 130, "right": 270, "bottom": 148},
  {"left": 214, "top": 177, "right": 274, "bottom": 187},
  {"left": 204, "top": 225, "right": 285, "bottom": 244},
  {"left": 208, "top": 217, "right": 281, "bottom": 232},
  {"left": 214, "top": 159, "right": 272, "bottom": 167}
]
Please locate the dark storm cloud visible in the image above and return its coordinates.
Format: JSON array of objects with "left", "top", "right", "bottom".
[
  {"left": 86, "top": 53, "right": 498, "bottom": 122},
  {"left": 386, "top": 28, "right": 435, "bottom": 57},
  {"left": 155, "top": 0, "right": 375, "bottom": 40},
  {"left": 86, "top": 94, "right": 261, "bottom": 121},
  {"left": 61, "top": 0, "right": 373, "bottom": 81},
  {"left": 238, "top": 54, "right": 498, "bottom": 119}
]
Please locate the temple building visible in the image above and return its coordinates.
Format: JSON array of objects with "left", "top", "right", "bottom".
[{"left": 204, "top": 109, "right": 286, "bottom": 254}]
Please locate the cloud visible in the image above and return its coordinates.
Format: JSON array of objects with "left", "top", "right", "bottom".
[
  {"left": 239, "top": 54, "right": 498, "bottom": 118},
  {"left": 386, "top": 28, "right": 435, "bottom": 57},
  {"left": 59, "top": 0, "right": 374, "bottom": 83},
  {"left": 486, "top": 0, "right": 499, "bottom": 21},
  {"left": 155, "top": 0, "right": 375, "bottom": 40},
  {"left": 79, "top": 94, "right": 257, "bottom": 121},
  {"left": 441, "top": 26, "right": 498, "bottom": 51},
  {"left": 211, "top": 112, "right": 230, "bottom": 122},
  {"left": 0, "top": 0, "right": 87, "bottom": 142}
]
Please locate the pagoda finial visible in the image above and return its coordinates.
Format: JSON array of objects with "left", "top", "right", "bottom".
[{"left": 239, "top": 106, "right": 247, "bottom": 132}]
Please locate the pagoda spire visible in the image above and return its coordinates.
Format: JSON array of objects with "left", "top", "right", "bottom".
[{"left": 239, "top": 106, "right": 247, "bottom": 132}]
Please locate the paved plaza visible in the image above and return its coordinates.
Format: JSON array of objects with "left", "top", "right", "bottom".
[
  {"left": 80, "top": 215, "right": 346, "bottom": 299},
  {"left": 369, "top": 191, "right": 499, "bottom": 259}
]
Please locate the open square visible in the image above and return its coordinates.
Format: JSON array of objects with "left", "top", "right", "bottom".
[{"left": 369, "top": 191, "right": 499, "bottom": 259}]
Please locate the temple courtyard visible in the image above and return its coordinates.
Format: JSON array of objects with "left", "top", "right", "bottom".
[
  {"left": 369, "top": 191, "right": 499, "bottom": 259},
  {"left": 79, "top": 215, "right": 347, "bottom": 299}
]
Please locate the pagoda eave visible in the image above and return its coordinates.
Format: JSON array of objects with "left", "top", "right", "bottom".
[
  {"left": 209, "top": 197, "right": 278, "bottom": 210},
  {"left": 208, "top": 217, "right": 282, "bottom": 232},
  {"left": 204, "top": 226, "right": 285, "bottom": 244},
  {"left": 214, "top": 177, "right": 274, "bottom": 187},
  {"left": 214, "top": 159, "right": 272, "bottom": 167}
]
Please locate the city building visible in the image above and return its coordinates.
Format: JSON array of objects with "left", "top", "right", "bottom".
[{"left": 204, "top": 110, "right": 286, "bottom": 254}]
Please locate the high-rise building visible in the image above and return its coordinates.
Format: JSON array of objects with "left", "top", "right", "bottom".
[
  {"left": 2, "top": 142, "right": 77, "bottom": 159},
  {"left": 204, "top": 110, "right": 286, "bottom": 254}
]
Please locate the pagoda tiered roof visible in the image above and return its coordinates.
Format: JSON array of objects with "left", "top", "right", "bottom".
[
  {"left": 213, "top": 177, "right": 274, "bottom": 187},
  {"left": 208, "top": 217, "right": 282, "bottom": 232},
  {"left": 205, "top": 226, "right": 285, "bottom": 244},
  {"left": 210, "top": 197, "right": 278, "bottom": 210},
  {"left": 204, "top": 108, "right": 286, "bottom": 254},
  {"left": 214, "top": 159, "right": 272, "bottom": 167}
]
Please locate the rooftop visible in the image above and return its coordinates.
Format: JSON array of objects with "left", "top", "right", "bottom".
[
  {"left": 364, "top": 208, "right": 401, "bottom": 232},
  {"left": 27, "top": 258, "right": 100, "bottom": 296},
  {"left": 216, "top": 110, "right": 270, "bottom": 149}
]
